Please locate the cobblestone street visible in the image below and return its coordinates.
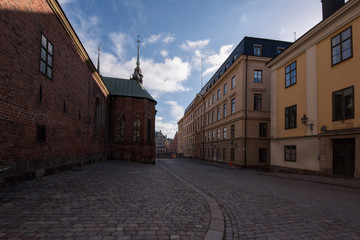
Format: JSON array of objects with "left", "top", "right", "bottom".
[{"left": 1, "top": 159, "right": 360, "bottom": 240}]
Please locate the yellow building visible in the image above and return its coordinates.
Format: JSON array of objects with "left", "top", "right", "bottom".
[
  {"left": 267, "top": 0, "right": 360, "bottom": 178},
  {"left": 178, "top": 37, "right": 291, "bottom": 167}
]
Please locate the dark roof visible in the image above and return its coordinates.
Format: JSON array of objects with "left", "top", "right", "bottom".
[
  {"left": 102, "top": 76, "right": 156, "bottom": 103},
  {"left": 199, "top": 37, "right": 292, "bottom": 96}
]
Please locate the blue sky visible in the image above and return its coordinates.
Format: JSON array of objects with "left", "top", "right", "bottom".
[{"left": 58, "top": 0, "right": 323, "bottom": 138}]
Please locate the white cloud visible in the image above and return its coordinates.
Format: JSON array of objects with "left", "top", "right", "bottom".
[
  {"left": 160, "top": 50, "right": 169, "bottom": 58},
  {"left": 109, "top": 32, "right": 133, "bottom": 60},
  {"left": 203, "top": 44, "right": 234, "bottom": 76},
  {"left": 162, "top": 35, "right": 175, "bottom": 43},
  {"left": 181, "top": 39, "right": 210, "bottom": 51},
  {"left": 165, "top": 101, "right": 184, "bottom": 119},
  {"left": 143, "top": 33, "right": 175, "bottom": 46}
]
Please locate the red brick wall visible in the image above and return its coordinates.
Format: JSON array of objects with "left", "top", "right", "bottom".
[
  {"left": 108, "top": 96, "right": 156, "bottom": 163},
  {"left": 0, "top": 0, "right": 107, "bottom": 183}
]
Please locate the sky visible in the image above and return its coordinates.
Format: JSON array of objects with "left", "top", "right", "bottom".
[{"left": 58, "top": 0, "right": 323, "bottom": 138}]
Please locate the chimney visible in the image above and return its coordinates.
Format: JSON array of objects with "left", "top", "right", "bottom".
[{"left": 322, "top": 0, "right": 345, "bottom": 20}]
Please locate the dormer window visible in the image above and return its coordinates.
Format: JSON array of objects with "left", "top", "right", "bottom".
[{"left": 254, "top": 45, "right": 262, "bottom": 56}]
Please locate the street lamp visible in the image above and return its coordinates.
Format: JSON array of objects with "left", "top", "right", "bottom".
[{"left": 301, "top": 114, "right": 313, "bottom": 132}]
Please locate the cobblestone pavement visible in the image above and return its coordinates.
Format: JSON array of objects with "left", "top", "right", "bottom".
[
  {"left": 0, "top": 161, "right": 210, "bottom": 240},
  {"left": 159, "top": 158, "right": 360, "bottom": 240},
  {"left": 1, "top": 159, "right": 360, "bottom": 240}
]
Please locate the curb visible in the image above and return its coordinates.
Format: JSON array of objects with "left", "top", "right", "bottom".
[{"left": 158, "top": 162, "right": 225, "bottom": 240}]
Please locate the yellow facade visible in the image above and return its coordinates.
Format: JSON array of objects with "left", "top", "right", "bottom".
[{"left": 268, "top": 0, "right": 360, "bottom": 178}]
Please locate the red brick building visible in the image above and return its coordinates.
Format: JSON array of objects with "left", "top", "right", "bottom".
[
  {"left": 0, "top": 0, "right": 156, "bottom": 185},
  {"left": 103, "top": 74, "right": 156, "bottom": 163}
]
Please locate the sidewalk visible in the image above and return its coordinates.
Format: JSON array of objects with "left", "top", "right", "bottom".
[{"left": 194, "top": 158, "right": 360, "bottom": 189}]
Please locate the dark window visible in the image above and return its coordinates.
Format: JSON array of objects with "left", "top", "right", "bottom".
[
  {"left": 40, "top": 34, "right": 53, "bottom": 79},
  {"left": 254, "top": 94, "right": 262, "bottom": 111},
  {"left": 212, "top": 94, "right": 215, "bottom": 103},
  {"left": 147, "top": 119, "right": 151, "bottom": 143},
  {"left": 224, "top": 83, "right": 228, "bottom": 95},
  {"left": 333, "top": 86, "right": 354, "bottom": 121},
  {"left": 39, "top": 85, "right": 42, "bottom": 103},
  {"left": 223, "top": 148, "right": 226, "bottom": 161},
  {"left": 231, "top": 98, "right": 235, "bottom": 114},
  {"left": 217, "top": 108, "right": 220, "bottom": 121},
  {"left": 133, "top": 118, "right": 141, "bottom": 142},
  {"left": 285, "top": 146, "right": 296, "bottom": 162},
  {"left": 115, "top": 116, "right": 125, "bottom": 142},
  {"left": 217, "top": 89, "right": 221, "bottom": 99},
  {"left": 277, "top": 47, "right": 285, "bottom": 54},
  {"left": 223, "top": 103, "right": 227, "bottom": 118},
  {"left": 259, "top": 148, "right": 267, "bottom": 163},
  {"left": 231, "top": 76, "right": 236, "bottom": 89},
  {"left": 231, "top": 124, "right": 235, "bottom": 138},
  {"left": 212, "top": 111, "right": 215, "bottom": 122},
  {"left": 332, "top": 27, "right": 352, "bottom": 65},
  {"left": 94, "top": 98, "right": 100, "bottom": 137},
  {"left": 63, "top": 101, "right": 66, "bottom": 113},
  {"left": 217, "top": 148, "right": 220, "bottom": 160},
  {"left": 259, "top": 123, "right": 267, "bottom": 137},
  {"left": 285, "top": 105, "right": 297, "bottom": 129},
  {"left": 79, "top": 110, "right": 81, "bottom": 120},
  {"left": 254, "top": 45, "right": 262, "bottom": 56},
  {"left": 231, "top": 148, "right": 235, "bottom": 161},
  {"left": 254, "top": 70, "right": 262, "bottom": 83},
  {"left": 37, "top": 125, "right": 46, "bottom": 143},
  {"left": 285, "top": 61, "right": 296, "bottom": 88},
  {"left": 233, "top": 53, "right": 238, "bottom": 62}
]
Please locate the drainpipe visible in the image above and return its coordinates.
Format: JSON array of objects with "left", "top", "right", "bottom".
[{"left": 244, "top": 55, "right": 248, "bottom": 168}]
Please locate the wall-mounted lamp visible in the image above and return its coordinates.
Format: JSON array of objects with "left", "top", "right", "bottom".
[{"left": 301, "top": 114, "right": 313, "bottom": 132}]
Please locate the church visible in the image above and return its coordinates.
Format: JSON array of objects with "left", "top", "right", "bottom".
[
  {"left": 0, "top": 0, "right": 156, "bottom": 186},
  {"left": 102, "top": 38, "right": 157, "bottom": 164}
]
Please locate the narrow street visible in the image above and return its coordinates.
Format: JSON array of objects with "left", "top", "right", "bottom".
[{"left": 1, "top": 159, "right": 360, "bottom": 240}]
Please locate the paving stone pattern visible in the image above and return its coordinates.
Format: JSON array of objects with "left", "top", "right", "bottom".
[
  {"left": 1, "top": 159, "right": 360, "bottom": 240},
  {"left": 0, "top": 161, "right": 210, "bottom": 240},
  {"left": 160, "top": 159, "right": 360, "bottom": 240}
]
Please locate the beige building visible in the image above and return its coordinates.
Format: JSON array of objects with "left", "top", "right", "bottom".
[
  {"left": 178, "top": 37, "right": 291, "bottom": 167},
  {"left": 267, "top": 0, "right": 360, "bottom": 178}
]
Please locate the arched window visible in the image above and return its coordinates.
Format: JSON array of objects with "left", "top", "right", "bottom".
[
  {"left": 115, "top": 116, "right": 125, "bottom": 142},
  {"left": 94, "top": 98, "right": 100, "bottom": 137},
  {"left": 133, "top": 118, "right": 141, "bottom": 142}
]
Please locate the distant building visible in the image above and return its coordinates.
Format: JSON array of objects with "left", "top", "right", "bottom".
[
  {"left": 178, "top": 37, "right": 291, "bottom": 168},
  {"left": 155, "top": 131, "right": 167, "bottom": 156},
  {"left": 267, "top": 0, "right": 360, "bottom": 178}
]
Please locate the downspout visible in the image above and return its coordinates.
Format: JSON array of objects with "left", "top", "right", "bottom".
[
  {"left": 244, "top": 55, "right": 248, "bottom": 168},
  {"left": 202, "top": 94, "right": 205, "bottom": 161}
]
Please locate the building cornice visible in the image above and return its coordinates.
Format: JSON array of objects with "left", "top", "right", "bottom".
[
  {"left": 46, "top": 0, "right": 109, "bottom": 96},
  {"left": 267, "top": 0, "right": 360, "bottom": 70}
]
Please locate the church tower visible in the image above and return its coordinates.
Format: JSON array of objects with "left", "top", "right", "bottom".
[{"left": 131, "top": 35, "right": 143, "bottom": 84}]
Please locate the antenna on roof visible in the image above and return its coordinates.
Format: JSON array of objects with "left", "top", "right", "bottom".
[
  {"left": 294, "top": 32, "right": 297, "bottom": 41},
  {"left": 201, "top": 58, "right": 203, "bottom": 89}
]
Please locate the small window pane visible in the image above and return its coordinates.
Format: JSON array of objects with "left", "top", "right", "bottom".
[
  {"left": 47, "top": 55, "right": 52, "bottom": 67},
  {"left": 41, "top": 35, "right": 47, "bottom": 48},
  {"left": 342, "top": 28, "right": 351, "bottom": 40},
  {"left": 41, "top": 48, "right": 47, "bottom": 60},
  {"left": 48, "top": 42, "right": 53, "bottom": 55},
  {"left": 332, "top": 35, "right": 340, "bottom": 47},
  {"left": 285, "top": 66, "right": 290, "bottom": 74},
  {"left": 47, "top": 67, "right": 52, "bottom": 78},
  {"left": 40, "top": 61, "right": 46, "bottom": 73}
]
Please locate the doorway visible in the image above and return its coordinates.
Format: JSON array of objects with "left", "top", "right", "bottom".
[{"left": 333, "top": 138, "right": 355, "bottom": 177}]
